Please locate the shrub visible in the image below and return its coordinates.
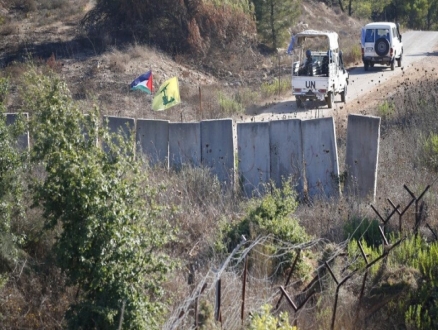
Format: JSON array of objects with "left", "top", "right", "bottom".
[
  {"left": 347, "top": 238, "right": 382, "bottom": 274},
  {"left": 261, "top": 78, "right": 291, "bottom": 98},
  {"left": 385, "top": 236, "right": 438, "bottom": 329},
  {"left": 218, "top": 91, "right": 245, "bottom": 115},
  {"left": 353, "top": 235, "right": 438, "bottom": 329},
  {"left": 234, "top": 88, "right": 260, "bottom": 108},
  {"left": 22, "top": 67, "right": 175, "bottom": 329},
  {"left": 0, "top": 81, "right": 28, "bottom": 274},
  {"left": 421, "top": 133, "right": 438, "bottom": 172},
  {"left": 249, "top": 304, "right": 296, "bottom": 330},
  {"left": 377, "top": 100, "right": 395, "bottom": 119},
  {"left": 342, "top": 43, "right": 362, "bottom": 65},
  {"left": 343, "top": 216, "right": 382, "bottom": 247},
  {"left": 219, "top": 180, "right": 311, "bottom": 276}
]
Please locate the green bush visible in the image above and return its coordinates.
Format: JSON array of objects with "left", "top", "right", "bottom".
[
  {"left": 219, "top": 180, "right": 311, "bottom": 275},
  {"left": 0, "top": 77, "right": 8, "bottom": 102},
  {"left": 261, "top": 78, "right": 291, "bottom": 98},
  {"left": 421, "top": 133, "right": 438, "bottom": 171},
  {"left": 249, "top": 304, "right": 296, "bottom": 330},
  {"left": 218, "top": 91, "right": 245, "bottom": 115},
  {"left": 377, "top": 100, "right": 395, "bottom": 119},
  {"left": 343, "top": 216, "right": 382, "bottom": 247},
  {"left": 22, "top": 67, "right": 175, "bottom": 329},
  {"left": 405, "top": 304, "right": 432, "bottom": 330},
  {"left": 354, "top": 235, "right": 438, "bottom": 329},
  {"left": 347, "top": 238, "right": 382, "bottom": 274},
  {"left": 234, "top": 88, "right": 260, "bottom": 108},
  {"left": 388, "top": 236, "right": 438, "bottom": 329},
  {"left": 0, "top": 80, "right": 28, "bottom": 274}
]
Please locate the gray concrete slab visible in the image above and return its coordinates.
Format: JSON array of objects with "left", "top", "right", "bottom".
[
  {"left": 103, "top": 116, "right": 135, "bottom": 154},
  {"left": 5, "top": 113, "right": 29, "bottom": 150},
  {"left": 104, "top": 116, "right": 135, "bottom": 138},
  {"left": 302, "top": 117, "right": 340, "bottom": 198},
  {"left": 344, "top": 114, "right": 380, "bottom": 201},
  {"left": 237, "top": 122, "right": 270, "bottom": 197},
  {"left": 136, "top": 119, "right": 169, "bottom": 167},
  {"left": 201, "top": 119, "right": 235, "bottom": 187},
  {"left": 269, "top": 119, "right": 304, "bottom": 195},
  {"left": 169, "top": 122, "right": 201, "bottom": 169}
]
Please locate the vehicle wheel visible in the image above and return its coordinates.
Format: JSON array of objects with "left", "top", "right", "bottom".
[
  {"left": 364, "top": 61, "right": 369, "bottom": 71},
  {"left": 326, "top": 92, "right": 334, "bottom": 109},
  {"left": 390, "top": 59, "right": 395, "bottom": 71},
  {"left": 397, "top": 54, "right": 402, "bottom": 67},
  {"left": 341, "top": 85, "right": 347, "bottom": 103},
  {"left": 375, "top": 38, "right": 390, "bottom": 56},
  {"left": 296, "top": 97, "right": 303, "bottom": 108}
]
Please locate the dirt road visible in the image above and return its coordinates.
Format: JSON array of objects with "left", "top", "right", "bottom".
[{"left": 246, "top": 31, "right": 438, "bottom": 122}]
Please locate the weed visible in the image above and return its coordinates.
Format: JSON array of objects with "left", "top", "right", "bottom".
[
  {"left": 421, "top": 133, "right": 438, "bottom": 171},
  {"left": 342, "top": 43, "right": 362, "bottom": 64},
  {"left": 377, "top": 100, "right": 395, "bottom": 118},
  {"left": 249, "top": 304, "right": 296, "bottom": 330},
  {"left": 344, "top": 216, "right": 382, "bottom": 247},
  {"left": 218, "top": 91, "right": 245, "bottom": 115},
  {"left": 261, "top": 78, "right": 291, "bottom": 98}
]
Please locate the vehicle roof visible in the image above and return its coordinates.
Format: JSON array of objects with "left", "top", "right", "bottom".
[
  {"left": 295, "top": 30, "right": 339, "bottom": 50},
  {"left": 364, "top": 22, "right": 397, "bottom": 29}
]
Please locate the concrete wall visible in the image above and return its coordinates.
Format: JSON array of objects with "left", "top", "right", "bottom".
[
  {"left": 6, "top": 113, "right": 29, "bottom": 150},
  {"left": 344, "top": 114, "right": 380, "bottom": 201},
  {"left": 201, "top": 119, "right": 235, "bottom": 187},
  {"left": 237, "top": 122, "right": 270, "bottom": 197},
  {"left": 302, "top": 117, "right": 340, "bottom": 198},
  {"left": 103, "top": 116, "right": 135, "bottom": 154},
  {"left": 169, "top": 122, "right": 201, "bottom": 169},
  {"left": 270, "top": 119, "right": 304, "bottom": 195},
  {"left": 104, "top": 116, "right": 135, "bottom": 138},
  {"left": 7, "top": 113, "right": 380, "bottom": 200},
  {"left": 136, "top": 119, "right": 169, "bottom": 166}
]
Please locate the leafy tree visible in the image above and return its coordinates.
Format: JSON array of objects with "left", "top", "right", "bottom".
[
  {"left": 0, "top": 77, "right": 28, "bottom": 275},
  {"left": 22, "top": 67, "right": 174, "bottom": 329},
  {"left": 425, "top": 0, "right": 438, "bottom": 29},
  {"left": 252, "top": 0, "right": 301, "bottom": 49}
]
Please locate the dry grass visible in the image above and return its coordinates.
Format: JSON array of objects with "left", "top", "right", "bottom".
[
  {"left": 0, "top": 21, "right": 19, "bottom": 36},
  {"left": 3, "top": 1, "right": 438, "bottom": 330}
]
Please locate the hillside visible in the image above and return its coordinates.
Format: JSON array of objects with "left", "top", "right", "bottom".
[
  {"left": 0, "top": 1, "right": 364, "bottom": 122},
  {"left": 3, "top": 1, "right": 438, "bottom": 330}
]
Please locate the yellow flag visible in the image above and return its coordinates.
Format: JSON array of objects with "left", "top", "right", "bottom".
[{"left": 152, "top": 77, "right": 181, "bottom": 111}]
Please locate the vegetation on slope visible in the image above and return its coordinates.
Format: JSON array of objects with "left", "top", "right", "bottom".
[{"left": 2, "top": 0, "right": 438, "bottom": 329}]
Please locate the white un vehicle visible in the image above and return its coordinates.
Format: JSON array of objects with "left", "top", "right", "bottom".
[
  {"left": 291, "top": 30, "right": 349, "bottom": 109},
  {"left": 361, "top": 22, "right": 403, "bottom": 71}
]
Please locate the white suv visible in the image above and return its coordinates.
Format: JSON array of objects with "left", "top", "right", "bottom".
[{"left": 361, "top": 22, "right": 403, "bottom": 71}]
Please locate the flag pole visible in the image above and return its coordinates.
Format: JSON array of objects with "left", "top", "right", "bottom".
[
  {"left": 199, "top": 85, "right": 202, "bottom": 121},
  {"left": 143, "top": 94, "right": 152, "bottom": 119}
]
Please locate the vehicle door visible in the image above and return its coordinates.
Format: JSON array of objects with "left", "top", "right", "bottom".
[
  {"left": 391, "top": 26, "right": 402, "bottom": 56},
  {"left": 331, "top": 51, "right": 341, "bottom": 92}
]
